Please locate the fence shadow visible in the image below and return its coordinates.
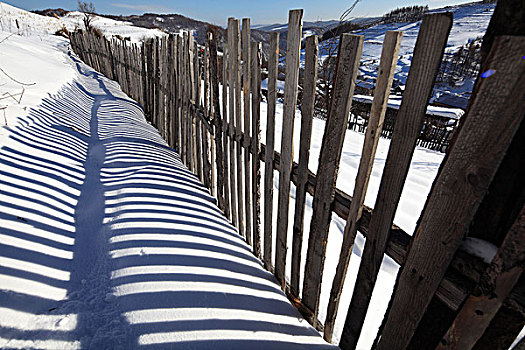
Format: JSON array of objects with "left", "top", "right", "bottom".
[{"left": 0, "top": 53, "right": 334, "bottom": 349}]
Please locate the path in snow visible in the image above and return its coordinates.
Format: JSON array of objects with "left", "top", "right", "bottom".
[{"left": 0, "top": 47, "right": 334, "bottom": 349}]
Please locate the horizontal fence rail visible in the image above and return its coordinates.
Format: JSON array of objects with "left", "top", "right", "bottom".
[{"left": 69, "top": 13, "right": 525, "bottom": 349}]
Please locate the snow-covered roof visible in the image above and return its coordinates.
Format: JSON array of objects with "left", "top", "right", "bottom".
[{"left": 353, "top": 94, "right": 464, "bottom": 119}]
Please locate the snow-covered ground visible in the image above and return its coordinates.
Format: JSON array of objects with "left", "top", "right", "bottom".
[
  {"left": 0, "top": 2, "right": 165, "bottom": 42},
  {"left": 0, "top": 21, "right": 334, "bottom": 350},
  {"left": 310, "top": 1, "right": 495, "bottom": 107}
]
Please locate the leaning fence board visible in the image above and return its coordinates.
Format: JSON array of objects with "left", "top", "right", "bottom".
[
  {"left": 251, "top": 41, "right": 262, "bottom": 259},
  {"left": 222, "top": 41, "right": 231, "bottom": 220},
  {"left": 263, "top": 31, "right": 279, "bottom": 270},
  {"left": 275, "top": 9, "right": 303, "bottom": 287},
  {"left": 210, "top": 33, "right": 225, "bottom": 212},
  {"left": 323, "top": 30, "right": 403, "bottom": 343},
  {"left": 234, "top": 18, "right": 245, "bottom": 239},
  {"left": 302, "top": 34, "right": 363, "bottom": 317},
  {"left": 203, "top": 37, "right": 212, "bottom": 190},
  {"left": 176, "top": 35, "right": 183, "bottom": 153},
  {"left": 341, "top": 15, "right": 452, "bottom": 349},
  {"left": 242, "top": 18, "right": 252, "bottom": 246},
  {"left": 227, "top": 19, "right": 238, "bottom": 227},
  {"left": 290, "top": 35, "right": 318, "bottom": 298},
  {"left": 438, "top": 202, "right": 525, "bottom": 349},
  {"left": 194, "top": 41, "right": 203, "bottom": 181},
  {"left": 375, "top": 34, "right": 525, "bottom": 350}
]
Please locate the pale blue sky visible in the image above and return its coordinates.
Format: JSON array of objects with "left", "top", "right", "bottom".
[{"left": 6, "top": 0, "right": 473, "bottom": 25}]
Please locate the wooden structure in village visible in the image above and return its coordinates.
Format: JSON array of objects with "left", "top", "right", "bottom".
[{"left": 69, "top": 6, "right": 524, "bottom": 348}]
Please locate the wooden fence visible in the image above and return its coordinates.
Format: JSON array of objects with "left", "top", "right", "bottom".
[{"left": 69, "top": 11, "right": 525, "bottom": 349}]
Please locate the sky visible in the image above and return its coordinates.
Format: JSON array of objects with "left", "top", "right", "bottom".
[{"left": 5, "top": 0, "right": 474, "bottom": 25}]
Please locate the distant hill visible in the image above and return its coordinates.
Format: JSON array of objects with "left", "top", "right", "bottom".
[{"left": 32, "top": 8, "right": 69, "bottom": 18}]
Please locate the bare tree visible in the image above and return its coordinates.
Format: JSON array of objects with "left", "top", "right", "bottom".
[
  {"left": 77, "top": 1, "right": 96, "bottom": 31},
  {"left": 314, "top": 0, "right": 361, "bottom": 118}
]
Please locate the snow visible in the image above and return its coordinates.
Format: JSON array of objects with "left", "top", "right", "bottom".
[
  {"left": 459, "top": 237, "right": 498, "bottom": 264},
  {"left": 0, "top": 25, "right": 334, "bottom": 350},
  {"left": 261, "top": 78, "right": 285, "bottom": 94},
  {"left": 353, "top": 94, "right": 465, "bottom": 119},
  {"left": 0, "top": 2, "right": 165, "bottom": 43}
]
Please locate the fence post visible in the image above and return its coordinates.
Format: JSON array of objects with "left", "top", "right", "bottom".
[
  {"left": 222, "top": 38, "right": 232, "bottom": 220},
  {"left": 242, "top": 18, "right": 252, "bottom": 247},
  {"left": 275, "top": 9, "right": 303, "bottom": 288},
  {"left": 251, "top": 41, "right": 262, "bottom": 259},
  {"left": 209, "top": 32, "right": 225, "bottom": 212},
  {"left": 234, "top": 18, "right": 245, "bottom": 239},
  {"left": 302, "top": 33, "right": 364, "bottom": 318},
  {"left": 323, "top": 30, "right": 403, "bottom": 343},
  {"left": 194, "top": 41, "right": 203, "bottom": 181},
  {"left": 263, "top": 31, "right": 279, "bottom": 270},
  {"left": 227, "top": 18, "right": 239, "bottom": 229},
  {"left": 290, "top": 34, "right": 318, "bottom": 298}
]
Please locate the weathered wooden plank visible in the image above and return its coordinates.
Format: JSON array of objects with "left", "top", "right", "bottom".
[
  {"left": 209, "top": 32, "right": 225, "bottom": 212},
  {"left": 183, "top": 32, "right": 190, "bottom": 166},
  {"left": 169, "top": 35, "right": 177, "bottom": 149},
  {"left": 222, "top": 38, "right": 231, "bottom": 220},
  {"left": 242, "top": 18, "right": 252, "bottom": 247},
  {"left": 227, "top": 19, "right": 238, "bottom": 226},
  {"left": 187, "top": 32, "right": 196, "bottom": 171},
  {"left": 290, "top": 34, "right": 318, "bottom": 297},
  {"left": 234, "top": 18, "right": 245, "bottom": 238},
  {"left": 375, "top": 34, "right": 525, "bottom": 350},
  {"left": 251, "top": 41, "right": 262, "bottom": 258},
  {"left": 194, "top": 41, "right": 203, "bottom": 181},
  {"left": 438, "top": 203, "right": 525, "bottom": 349},
  {"left": 202, "top": 36, "right": 212, "bottom": 190},
  {"left": 263, "top": 31, "right": 279, "bottom": 270},
  {"left": 275, "top": 9, "right": 303, "bottom": 288},
  {"left": 302, "top": 33, "right": 363, "bottom": 317},
  {"left": 176, "top": 35, "right": 183, "bottom": 154},
  {"left": 146, "top": 38, "right": 154, "bottom": 122},
  {"left": 154, "top": 37, "right": 160, "bottom": 129},
  {"left": 323, "top": 30, "right": 403, "bottom": 343}
]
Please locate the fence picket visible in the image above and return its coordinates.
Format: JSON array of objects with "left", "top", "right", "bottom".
[
  {"left": 290, "top": 35, "right": 318, "bottom": 297},
  {"left": 242, "top": 18, "right": 252, "bottom": 247},
  {"left": 275, "top": 9, "right": 303, "bottom": 288},
  {"left": 263, "top": 31, "right": 279, "bottom": 270},
  {"left": 302, "top": 33, "right": 364, "bottom": 318},
  {"left": 323, "top": 30, "right": 403, "bottom": 343},
  {"left": 234, "top": 19, "right": 245, "bottom": 239},
  {"left": 251, "top": 41, "right": 262, "bottom": 258},
  {"left": 222, "top": 40, "right": 231, "bottom": 220},
  {"left": 209, "top": 33, "right": 225, "bottom": 212}
]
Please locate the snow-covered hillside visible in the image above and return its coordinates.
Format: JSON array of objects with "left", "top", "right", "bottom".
[
  {"left": 307, "top": 1, "right": 495, "bottom": 108},
  {"left": 0, "top": 2, "right": 165, "bottom": 42}
]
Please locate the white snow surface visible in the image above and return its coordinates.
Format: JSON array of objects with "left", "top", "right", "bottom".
[
  {"left": 353, "top": 94, "right": 465, "bottom": 119},
  {"left": 459, "top": 237, "right": 498, "bottom": 264},
  {"left": 0, "top": 2, "right": 165, "bottom": 42},
  {"left": 0, "top": 31, "right": 335, "bottom": 349}
]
